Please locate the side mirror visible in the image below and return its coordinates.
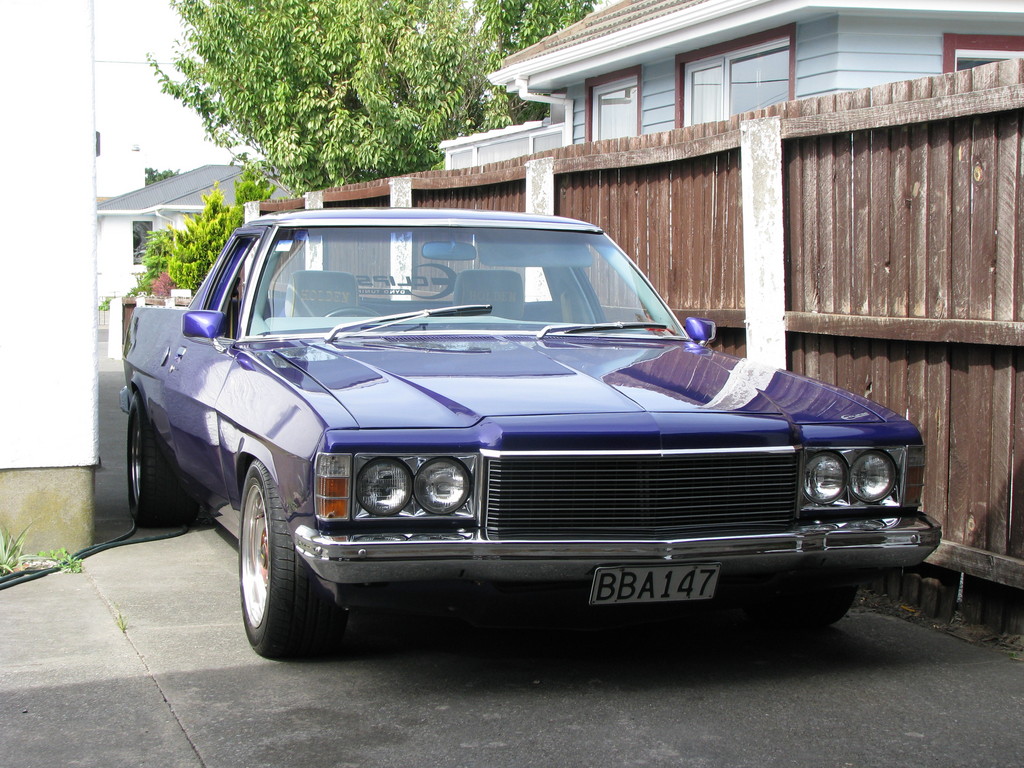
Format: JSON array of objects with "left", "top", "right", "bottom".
[
  {"left": 684, "top": 316, "right": 717, "bottom": 346},
  {"left": 182, "top": 310, "right": 227, "bottom": 340}
]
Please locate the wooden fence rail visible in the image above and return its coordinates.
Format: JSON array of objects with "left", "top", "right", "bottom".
[{"left": 260, "top": 59, "right": 1024, "bottom": 628}]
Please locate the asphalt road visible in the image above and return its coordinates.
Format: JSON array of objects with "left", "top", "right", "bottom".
[{"left": 1, "top": 340, "right": 1022, "bottom": 768}]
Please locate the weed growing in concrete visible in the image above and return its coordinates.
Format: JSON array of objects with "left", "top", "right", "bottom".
[{"left": 37, "top": 548, "right": 84, "bottom": 574}]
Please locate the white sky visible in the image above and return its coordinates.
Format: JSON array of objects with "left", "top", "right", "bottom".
[{"left": 94, "top": 0, "right": 237, "bottom": 197}]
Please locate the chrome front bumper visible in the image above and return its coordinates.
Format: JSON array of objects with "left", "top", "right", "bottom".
[{"left": 294, "top": 515, "right": 941, "bottom": 585}]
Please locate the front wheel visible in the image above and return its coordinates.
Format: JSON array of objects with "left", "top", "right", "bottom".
[
  {"left": 744, "top": 586, "right": 858, "bottom": 629},
  {"left": 127, "top": 397, "right": 198, "bottom": 527},
  {"left": 239, "top": 461, "right": 348, "bottom": 658}
]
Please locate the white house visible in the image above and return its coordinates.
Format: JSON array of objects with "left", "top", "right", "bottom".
[
  {"left": 444, "top": 0, "right": 1024, "bottom": 167},
  {"left": 97, "top": 164, "right": 248, "bottom": 298}
]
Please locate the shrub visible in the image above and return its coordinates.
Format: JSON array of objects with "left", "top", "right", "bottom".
[
  {"left": 167, "top": 185, "right": 243, "bottom": 292},
  {"left": 150, "top": 272, "right": 177, "bottom": 297},
  {"left": 0, "top": 525, "right": 29, "bottom": 575}
]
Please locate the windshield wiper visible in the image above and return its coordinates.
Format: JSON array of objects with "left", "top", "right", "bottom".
[
  {"left": 324, "top": 304, "right": 493, "bottom": 342},
  {"left": 536, "top": 321, "right": 671, "bottom": 340}
]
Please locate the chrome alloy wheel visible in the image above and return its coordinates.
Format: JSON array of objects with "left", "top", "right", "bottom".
[
  {"left": 241, "top": 483, "right": 270, "bottom": 628},
  {"left": 128, "top": 413, "right": 143, "bottom": 510}
]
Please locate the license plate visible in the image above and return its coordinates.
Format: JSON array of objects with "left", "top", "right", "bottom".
[{"left": 589, "top": 564, "right": 721, "bottom": 605}]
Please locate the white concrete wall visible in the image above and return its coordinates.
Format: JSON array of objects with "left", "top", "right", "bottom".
[
  {"left": 1, "top": 0, "right": 98, "bottom": 471},
  {"left": 97, "top": 216, "right": 143, "bottom": 297}
]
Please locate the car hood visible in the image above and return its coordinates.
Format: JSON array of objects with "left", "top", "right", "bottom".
[{"left": 251, "top": 335, "right": 893, "bottom": 433}]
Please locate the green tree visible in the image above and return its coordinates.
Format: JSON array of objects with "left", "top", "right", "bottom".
[
  {"left": 145, "top": 167, "right": 180, "bottom": 185},
  {"left": 128, "top": 228, "right": 176, "bottom": 295},
  {"left": 166, "top": 185, "right": 243, "bottom": 292},
  {"left": 234, "top": 162, "right": 277, "bottom": 205},
  {"left": 155, "top": 0, "right": 489, "bottom": 192},
  {"left": 477, "top": 0, "right": 594, "bottom": 128}
]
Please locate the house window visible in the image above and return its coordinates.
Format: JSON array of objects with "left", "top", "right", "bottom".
[
  {"left": 586, "top": 67, "right": 641, "bottom": 141},
  {"left": 677, "top": 26, "right": 794, "bottom": 127},
  {"left": 132, "top": 221, "right": 153, "bottom": 266},
  {"left": 943, "top": 34, "right": 1024, "bottom": 72}
]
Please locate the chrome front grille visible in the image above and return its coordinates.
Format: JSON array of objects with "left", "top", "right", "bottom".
[{"left": 483, "top": 452, "right": 799, "bottom": 540}]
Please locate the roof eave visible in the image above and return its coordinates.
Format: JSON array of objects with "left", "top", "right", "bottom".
[
  {"left": 489, "top": 0, "right": 1019, "bottom": 89},
  {"left": 97, "top": 204, "right": 205, "bottom": 217},
  {"left": 490, "top": 0, "right": 782, "bottom": 88}
]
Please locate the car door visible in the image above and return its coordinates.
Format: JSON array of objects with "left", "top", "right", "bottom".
[{"left": 162, "top": 234, "right": 259, "bottom": 507}]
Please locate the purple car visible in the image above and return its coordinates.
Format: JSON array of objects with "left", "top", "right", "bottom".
[{"left": 122, "top": 209, "right": 940, "bottom": 658}]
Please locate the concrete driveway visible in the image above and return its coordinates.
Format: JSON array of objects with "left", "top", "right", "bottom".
[{"left": 1, "top": 342, "right": 1022, "bottom": 768}]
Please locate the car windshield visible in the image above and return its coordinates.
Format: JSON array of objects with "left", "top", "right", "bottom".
[{"left": 245, "top": 225, "right": 682, "bottom": 337}]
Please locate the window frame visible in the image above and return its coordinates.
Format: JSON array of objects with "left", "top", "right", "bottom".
[
  {"left": 131, "top": 220, "right": 153, "bottom": 267},
  {"left": 675, "top": 25, "right": 796, "bottom": 128},
  {"left": 942, "top": 34, "right": 1024, "bottom": 72},
  {"left": 585, "top": 66, "right": 642, "bottom": 142}
]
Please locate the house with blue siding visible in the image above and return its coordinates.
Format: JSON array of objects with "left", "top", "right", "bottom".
[{"left": 443, "top": 0, "right": 1024, "bottom": 167}]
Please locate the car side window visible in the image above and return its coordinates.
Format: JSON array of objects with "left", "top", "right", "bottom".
[{"left": 210, "top": 236, "right": 257, "bottom": 339}]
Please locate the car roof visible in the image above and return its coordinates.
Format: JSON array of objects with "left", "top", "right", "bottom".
[{"left": 246, "top": 207, "right": 604, "bottom": 232}]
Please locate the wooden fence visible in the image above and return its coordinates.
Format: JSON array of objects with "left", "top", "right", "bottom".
[{"left": 260, "top": 60, "right": 1024, "bottom": 631}]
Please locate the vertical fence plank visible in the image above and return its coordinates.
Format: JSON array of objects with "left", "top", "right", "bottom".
[
  {"left": 1012, "top": 351, "right": 1024, "bottom": 562},
  {"left": 989, "top": 349, "right": 1014, "bottom": 557},
  {"left": 851, "top": 86, "right": 874, "bottom": 316},
  {"left": 833, "top": 93, "right": 854, "bottom": 317},
  {"left": 951, "top": 69, "right": 976, "bottom": 320},
  {"left": 972, "top": 65, "right": 1000, "bottom": 322},
  {"left": 817, "top": 96, "right": 838, "bottom": 315},
  {"left": 908, "top": 75, "right": 932, "bottom": 319},
  {"left": 889, "top": 81, "right": 913, "bottom": 319},
  {"left": 923, "top": 343, "right": 952, "bottom": 534},
  {"left": 869, "top": 82, "right": 894, "bottom": 319},
  {"left": 927, "top": 74, "right": 955, "bottom": 320},
  {"left": 785, "top": 133, "right": 806, "bottom": 314},
  {"left": 994, "top": 108, "right": 1020, "bottom": 322}
]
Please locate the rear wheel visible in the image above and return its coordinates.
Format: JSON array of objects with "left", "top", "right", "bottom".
[
  {"left": 744, "top": 586, "right": 858, "bottom": 629},
  {"left": 127, "top": 397, "right": 198, "bottom": 527},
  {"left": 239, "top": 460, "right": 348, "bottom": 658}
]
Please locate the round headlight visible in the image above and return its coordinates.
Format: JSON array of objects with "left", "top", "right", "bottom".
[
  {"left": 414, "top": 458, "right": 471, "bottom": 515},
  {"left": 356, "top": 459, "right": 412, "bottom": 516},
  {"left": 850, "top": 451, "right": 896, "bottom": 503},
  {"left": 804, "top": 451, "right": 847, "bottom": 504}
]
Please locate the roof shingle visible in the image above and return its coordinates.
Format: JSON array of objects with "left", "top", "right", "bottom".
[
  {"left": 97, "top": 165, "right": 244, "bottom": 212},
  {"left": 503, "top": 0, "right": 712, "bottom": 68}
]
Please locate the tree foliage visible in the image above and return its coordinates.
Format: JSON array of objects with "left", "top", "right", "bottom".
[
  {"left": 156, "top": 0, "right": 597, "bottom": 192},
  {"left": 166, "top": 185, "right": 243, "bottom": 292},
  {"left": 132, "top": 165, "right": 275, "bottom": 296},
  {"left": 234, "top": 162, "right": 278, "bottom": 206},
  {"left": 477, "top": 0, "right": 594, "bottom": 128},
  {"left": 145, "top": 168, "right": 180, "bottom": 185},
  {"left": 129, "top": 228, "right": 176, "bottom": 296},
  {"left": 156, "top": 0, "right": 489, "bottom": 192},
  {"left": 478, "top": 0, "right": 594, "bottom": 63}
]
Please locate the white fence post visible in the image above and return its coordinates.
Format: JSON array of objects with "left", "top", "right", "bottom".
[
  {"left": 740, "top": 116, "right": 787, "bottom": 369},
  {"left": 390, "top": 178, "right": 413, "bottom": 208},
  {"left": 305, "top": 189, "right": 324, "bottom": 210},
  {"left": 525, "top": 157, "right": 555, "bottom": 216},
  {"left": 107, "top": 297, "right": 123, "bottom": 360}
]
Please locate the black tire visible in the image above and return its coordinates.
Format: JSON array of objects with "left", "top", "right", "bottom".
[
  {"left": 744, "top": 586, "right": 858, "bottom": 629},
  {"left": 127, "top": 397, "right": 199, "bottom": 527},
  {"left": 239, "top": 461, "right": 348, "bottom": 658}
]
